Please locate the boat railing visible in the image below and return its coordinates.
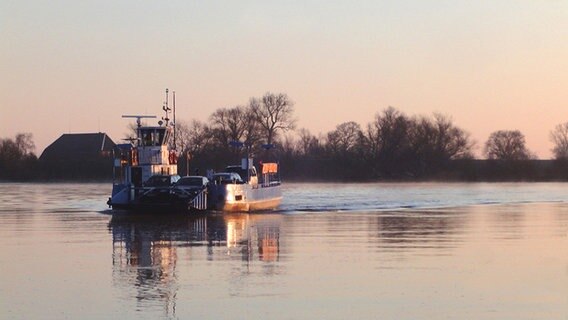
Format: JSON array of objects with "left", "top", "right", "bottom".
[{"left": 189, "top": 189, "right": 208, "bottom": 211}]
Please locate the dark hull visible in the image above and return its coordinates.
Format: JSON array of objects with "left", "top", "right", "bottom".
[
  {"left": 109, "top": 184, "right": 209, "bottom": 213},
  {"left": 110, "top": 202, "right": 194, "bottom": 214}
]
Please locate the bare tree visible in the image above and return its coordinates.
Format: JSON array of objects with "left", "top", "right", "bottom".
[
  {"left": 430, "top": 113, "right": 474, "bottom": 160},
  {"left": 250, "top": 92, "right": 296, "bottom": 145},
  {"left": 209, "top": 105, "right": 261, "bottom": 149},
  {"left": 366, "top": 107, "right": 411, "bottom": 159},
  {"left": 327, "top": 121, "right": 363, "bottom": 154},
  {"left": 0, "top": 138, "right": 20, "bottom": 164},
  {"left": 363, "top": 107, "right": 413, "bottom": 177},
  {"left": 279, "top": 134, "right": 297, "bottom": 158},
  {"left": 408, "top": 116, "right": 437, "bottom": 156},
  {"left": 296, "top": 128, "right": 322, "bottom": 156},
  {"left": 174, "top": 119, "right": 211, "bottom": 155},
  {"left": 14, "top": 133, "right": 35, "bottom": 156},
  {"left": 0, "top": 133, "right": 38, "bottom": 180},
  {"left": 550, "top": 122, "right": 568, "bottom": 160},
  {"left": 209, "top": 107, "right": 237, "bottom": 149},
  {"left": 240, "top": 106, "right": 262, "bottom": 147},
  {"left": 484, "top": 130, "right": 534, "bottom": 160},
  {"left": 0, "top": 133, "right": 35, "bottom": 161}
]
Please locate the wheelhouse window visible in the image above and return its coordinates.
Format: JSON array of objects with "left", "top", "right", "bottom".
[{"left": 139, "top": 128, "right": 168, "bottom": 146}]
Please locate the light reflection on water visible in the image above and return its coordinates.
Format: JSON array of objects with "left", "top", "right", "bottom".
[
  {"left": 108, "top": 213, "right": 283, "bottom": 318},
  {"left": 0, "top": 183, "right": 567, "bottom": 319}
]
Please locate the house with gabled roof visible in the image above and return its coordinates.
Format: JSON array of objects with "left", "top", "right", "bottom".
[{"left": 39, "top": 133, "right": 116, "bottom": 180}]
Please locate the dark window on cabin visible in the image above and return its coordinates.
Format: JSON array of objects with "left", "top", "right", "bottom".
[
  {"left": 157, "top": 129, "right": 165, "bottom": 146},
  {"left": 141, "top": 130, "right": 153, "bottom": 146}
]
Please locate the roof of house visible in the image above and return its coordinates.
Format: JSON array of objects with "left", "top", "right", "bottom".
[{"left": 39, "top": 133, "right": 116, "bottom": 161}]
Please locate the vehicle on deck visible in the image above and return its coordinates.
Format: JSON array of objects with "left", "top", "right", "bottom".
[
  {"left": 144, "top": 175, "right": 180, "bottom": 187},
  {"left": 174, "top": 176, "right": 209, "bottom": 190}
]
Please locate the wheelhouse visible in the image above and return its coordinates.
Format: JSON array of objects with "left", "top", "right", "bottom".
[{"left": 139, "top": 127, "right": 170, "bottom": 147}]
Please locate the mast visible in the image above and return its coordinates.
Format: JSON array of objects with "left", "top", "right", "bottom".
[
  {"left": 162, "top": 88, "right": 171, "bottom": 126},
  {"left": 173, "top": 91, "right": 176, "bottom": 150},
  {"left": 165, "top": 88, "right": 169, "bottom": 118}
]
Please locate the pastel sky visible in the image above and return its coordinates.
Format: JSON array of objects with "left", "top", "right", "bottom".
[{"left": 1, "top": 1, "right": 567, "bottom": 158}]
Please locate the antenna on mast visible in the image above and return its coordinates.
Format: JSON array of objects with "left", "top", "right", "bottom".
[
  {"left": 173, "top": 91, "right": 177, "bottom": 150},
  {"left": 162, "top": 88, "right": 171, "bottom": 126}
]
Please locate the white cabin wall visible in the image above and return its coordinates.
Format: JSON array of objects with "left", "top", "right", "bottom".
[{"left": 138, "top": 146, "right": 170, "bottom": 165}]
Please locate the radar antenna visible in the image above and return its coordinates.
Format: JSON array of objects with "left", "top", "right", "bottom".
[{"left": 121, "top": 115, "right": 157, "bottom": 128}]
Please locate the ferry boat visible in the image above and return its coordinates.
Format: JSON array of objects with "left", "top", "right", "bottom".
[{"left": 107, "top": 92, "right": 282, "bottom": 213}]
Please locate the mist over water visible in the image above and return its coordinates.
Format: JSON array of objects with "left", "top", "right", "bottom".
[{"left": 1, "top": 182, "right": 567, "bottom": 319}]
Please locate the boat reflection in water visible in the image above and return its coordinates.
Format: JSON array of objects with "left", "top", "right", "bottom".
[{"left": 108, "top": 212, "right": 282, "bottom": 317}]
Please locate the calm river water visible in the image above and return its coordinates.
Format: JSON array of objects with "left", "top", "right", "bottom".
[{"left": 0, "top": 182, "right": 567, "bottom": 319}]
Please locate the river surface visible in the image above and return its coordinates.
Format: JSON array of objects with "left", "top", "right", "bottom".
[{"left": 0, "top": 182, "right": 567, "bottom": 319}]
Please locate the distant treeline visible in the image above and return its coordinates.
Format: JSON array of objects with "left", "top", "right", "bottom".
[
  {"left": 177, "top": 95, "right": 568, "bottom": 181},
  {"left": 3, "top": 92, "right": 568, "bottom": 182},
  {"left": 184, "top": 145, "right": 568, "bottom": 182},
  {"left": 0, "top": 133, "right": 40, "bottom": 181}
]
